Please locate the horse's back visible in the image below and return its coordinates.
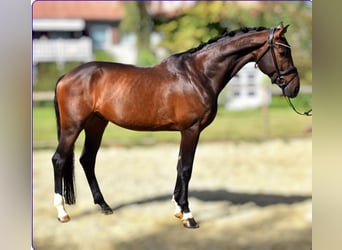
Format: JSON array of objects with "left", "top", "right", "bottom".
[{"left": 56, "top": 61, "right": 142, "bottom": 97}]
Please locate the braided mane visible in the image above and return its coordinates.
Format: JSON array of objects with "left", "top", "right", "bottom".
[{"left": 174, "top": 26, "right": 267, "bottom": 57}]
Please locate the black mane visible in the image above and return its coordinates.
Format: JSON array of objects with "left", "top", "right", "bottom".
[{"left": 173, "top": 26, "right": 267, "bottom": 57}]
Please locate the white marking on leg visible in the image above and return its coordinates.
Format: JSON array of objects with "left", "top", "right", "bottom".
[
  {"left": 172, "top": 195, "right": 182, "bottom": 216},
  {"left": 54, "top": 193, "right": 69, "bottom": 219},
  {"left": 182, "top": 211, "right": 193, "bottom": 220}
]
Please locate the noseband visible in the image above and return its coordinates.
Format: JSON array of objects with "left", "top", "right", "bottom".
[{"left": 255, "top": 27, "right": 298, "bottom": 88}]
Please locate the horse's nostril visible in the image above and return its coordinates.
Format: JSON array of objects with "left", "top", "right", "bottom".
[{"left": 294, "top": 85, "right": 300, "bottom": 94}]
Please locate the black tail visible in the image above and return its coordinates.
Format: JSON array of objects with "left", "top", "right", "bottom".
[
  {"left": 54, "top": 75, "right": 76, "bottom": 205},
  {"left": 54, "top": 78, "right": 62, "bottom": 140},
  {"left": 62, "top": 152, "right": 76, "bottom": 205}
]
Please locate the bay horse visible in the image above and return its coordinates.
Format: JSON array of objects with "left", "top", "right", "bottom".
[{"left": 52, "top": 22, "right": 299, "bottom": 228}]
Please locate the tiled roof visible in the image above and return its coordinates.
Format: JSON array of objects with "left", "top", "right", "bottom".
[
  {"left": 32, "top": 1, "right": 196, "bottom": 21},
  {"left": 32, "top": 1, "right": 125, "bottom": 20}
]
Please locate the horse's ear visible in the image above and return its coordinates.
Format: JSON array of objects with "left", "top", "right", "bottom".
[
  {"left": 276, "top": 22, "right": 284, "bottom": 29},
  {"left": 276, "top": 22, "right": 290, "bottom": 37}
]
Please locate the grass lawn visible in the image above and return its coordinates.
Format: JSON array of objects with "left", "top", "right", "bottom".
[{"left": 33, "top": 95, "right": 311, "bottom": 149}]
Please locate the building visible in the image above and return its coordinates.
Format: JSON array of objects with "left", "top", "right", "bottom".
[
  {"left": 222, "top": 63, "right": 271, "bottom": 110},
  {"left": 32, "top": 1, "right": 195, "bottom": 65}
]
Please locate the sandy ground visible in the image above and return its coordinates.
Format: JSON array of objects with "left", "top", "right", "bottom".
[{"left": 33, "top": 138, "right": 311, "bottom": 250}]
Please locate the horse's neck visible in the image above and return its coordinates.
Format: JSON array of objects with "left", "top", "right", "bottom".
[{"left": 195, "top": 31, "right": 267, "bottom": 96}]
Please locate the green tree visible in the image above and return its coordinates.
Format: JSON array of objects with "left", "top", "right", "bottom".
[
  {"left": 120, "top": 2, "right": 157, "bottom": 65},
  {"left": 155, "top": 2, "right": 312, "bottom": 84}
]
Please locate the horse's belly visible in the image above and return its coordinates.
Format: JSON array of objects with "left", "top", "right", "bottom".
[
  {"left": 110, "top": 116, "right": 177, "bottom": 131},
  {"left": 99, "top": 102, "right": 177, "bottom": 131}
]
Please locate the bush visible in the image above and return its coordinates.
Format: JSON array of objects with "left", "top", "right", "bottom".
[
  {"left": 33, "top": 62, "right": 81, "bottom": 91},
  {"left": 33, "top": 50, "right": 115, "bottom": 91}
]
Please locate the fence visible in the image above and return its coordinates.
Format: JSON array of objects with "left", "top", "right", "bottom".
[{"left": 32, "top": 37, "right": 93, "bottom": 69}]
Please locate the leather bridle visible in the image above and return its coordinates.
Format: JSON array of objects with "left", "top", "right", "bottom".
[{"left": 255, "top": 27, "right": 298, "bottom": 89}]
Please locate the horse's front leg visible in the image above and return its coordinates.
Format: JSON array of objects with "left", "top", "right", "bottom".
[{"left": 173, "top": 126, "right": 200, "bottom": 228}]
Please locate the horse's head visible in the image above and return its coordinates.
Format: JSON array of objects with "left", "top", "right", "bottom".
[{"left": 256, "top": 22, "right": 300, "bottom": 98}]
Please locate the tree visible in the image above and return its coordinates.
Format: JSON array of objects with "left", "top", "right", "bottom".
[{"left": 120, "top": 2, "right": 157, "bottom": 65}]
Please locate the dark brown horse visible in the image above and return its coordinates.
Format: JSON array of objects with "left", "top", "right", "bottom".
[{"left": 52, "top": 22, "right": 299, "bottom": 228}]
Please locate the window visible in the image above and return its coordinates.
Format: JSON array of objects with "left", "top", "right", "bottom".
[
  {"left": 89, "top": 25, "right": 110, "bottom": 50},
  {"left": 233, "top": 91, "right": 240, "bottom": 97}
]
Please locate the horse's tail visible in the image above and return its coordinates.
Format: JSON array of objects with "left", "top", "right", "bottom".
[
  {"left": 54, "top": 75, "right": 76, "bottom": 205},
  {"left": 54, "top": 76, "right": 63, "bottom": 140}
]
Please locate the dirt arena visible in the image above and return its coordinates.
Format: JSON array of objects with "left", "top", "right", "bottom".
[{"left": 33, "top": 138, "right": 311, "bottom": 250}]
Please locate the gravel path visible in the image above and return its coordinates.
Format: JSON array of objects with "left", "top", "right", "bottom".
[{"left": 33, "top": 138, "right": 311, "bottom": 250}]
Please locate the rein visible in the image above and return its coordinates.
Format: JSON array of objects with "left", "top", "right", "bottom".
[
  {"left": 283, "top": 94, "right": 312, "bottom": 116},
  {"left": 256, "top": 27, "right": 312, "bottom": 117}
]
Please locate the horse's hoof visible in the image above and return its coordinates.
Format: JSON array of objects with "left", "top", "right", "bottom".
[
  {"left": 102, "top": 208, "right": 113, "bottom": 215},
  {"left": 182, "top": 218, "right": 199, "bottom": 229},
  {"left": 174, "top": 212, "right": 183, "bottom": 219},
  {"left": 57, "top": 215, "right": 70, "bottom": 223},
  {"left": 99, "top": 203, "right": 113, "bottom": 215}
]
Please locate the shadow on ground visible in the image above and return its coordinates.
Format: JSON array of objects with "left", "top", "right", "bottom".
[
  {"left": 111, "top": 189, "right": 311, "bottom": 211},
  {"left": 71, "top": 188, "right": 311, "bottom": 221}
]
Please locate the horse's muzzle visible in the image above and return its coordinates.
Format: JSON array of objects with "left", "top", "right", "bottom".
[{"left": 283, "top": 78, "right": 300, "bottom": 98}]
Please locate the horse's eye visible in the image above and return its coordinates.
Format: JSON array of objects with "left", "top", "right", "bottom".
[{"left": 279, "top": 51, "right": 287, "bottom": 57}]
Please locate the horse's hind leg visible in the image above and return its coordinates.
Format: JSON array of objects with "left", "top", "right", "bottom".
[
  {"left": 79, "top": 115, "right": 112, "bottom": 214},
  {"left": 52, "top": 128, "right": 81, "bottom": 222}
]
